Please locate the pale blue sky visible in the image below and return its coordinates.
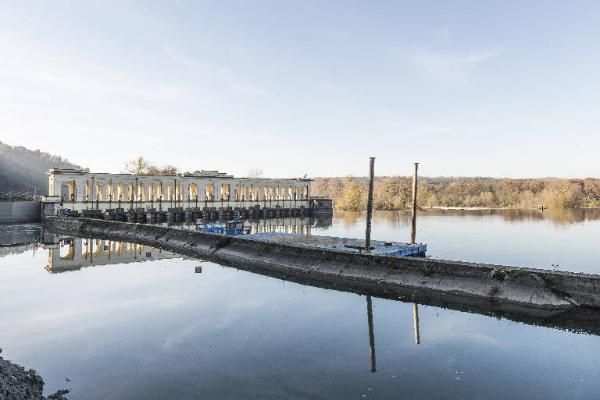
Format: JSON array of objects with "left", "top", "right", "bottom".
[{"left": 1, "top": 1, "right": 599, "bottom": 178}]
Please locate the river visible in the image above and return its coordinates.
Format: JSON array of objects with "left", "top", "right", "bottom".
[{"left": 0, "top": 209, "right": 599, "bottom": 399}]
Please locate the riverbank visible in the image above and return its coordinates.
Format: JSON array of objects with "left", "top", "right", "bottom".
[
  {"left": 44, "top": 217, "right": 600, "bottom": 317},
  {"left": 0, "top": 352, "right": 68, "bottom": 400}
]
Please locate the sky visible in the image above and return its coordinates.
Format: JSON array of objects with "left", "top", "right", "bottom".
[{"left": 1, "top": 0, "right": 599, "bottom": 179}]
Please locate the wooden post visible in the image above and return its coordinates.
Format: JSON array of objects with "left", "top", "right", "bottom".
[
  {"left": 367, "top": 295, "right": 377, "bottom": 373},
  {"left": 365, "top": 157, "right": 375, "bottom": 254},
  {"left": 411, "top": 162, "right": 419, "bottom": 244}
]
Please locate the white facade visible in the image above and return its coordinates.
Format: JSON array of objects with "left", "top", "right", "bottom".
[{"left": 45, "top": 169, "right": 312, "bottom": 211}]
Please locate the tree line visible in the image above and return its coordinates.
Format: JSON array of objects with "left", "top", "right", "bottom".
[
  {"left": 312, "top": 176, "right": 600, "bottom": 210},
  {"left": 2, "top": 144, "right": 599, "bottom": 210},
  {"left": 0, "top": 141, "right": 80, "bottom": 200}
]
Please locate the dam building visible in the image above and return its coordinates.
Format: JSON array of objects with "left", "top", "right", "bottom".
[{"left": 41, "top": 168, "right": 328, "bottom": 218}]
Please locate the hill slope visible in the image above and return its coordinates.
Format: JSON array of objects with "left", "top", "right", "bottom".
[{"left": 0, "top": 142, "right": 81, "bottom": 199}]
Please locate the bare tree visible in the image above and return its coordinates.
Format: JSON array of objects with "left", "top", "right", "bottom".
[
  {"left": 123, "top": 156, "right": 151, "bottom": 175},
  {"left": 247, "top": 168, "right": 264, "bottom": 178},
  {"left": 123, "top": 157, "right": 180, "bottom": 176}
]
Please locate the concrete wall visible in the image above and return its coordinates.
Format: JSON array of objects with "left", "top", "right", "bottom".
[
  {"left": 44, "top": 216, "right": 600, "bottom": 315},
  {"left": 0, "top": 201, "right": 41, "bottom": 223},
  {"left": 0, "top": 224, "right": 40, "bottom": 247}
]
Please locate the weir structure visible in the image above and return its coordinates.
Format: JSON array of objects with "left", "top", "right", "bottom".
[
  {"left": 42, "top": 216, "right": 600, "bottom": 337},
  {"left": 41, "top": 168, "right": 330, "bottom": 220}
]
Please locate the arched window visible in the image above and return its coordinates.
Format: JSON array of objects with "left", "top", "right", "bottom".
[
  {"left": 60, "top": 181, "right": 77, "bottom": 201},
  {"left": 221, "top": 184, "right": 231, "bottom": 201},
  {"left": 205, "top": 183, "right": 214, "bottom": 201},
  {"left": 189, "top": 183, "right": 199, "bottom": 200}
]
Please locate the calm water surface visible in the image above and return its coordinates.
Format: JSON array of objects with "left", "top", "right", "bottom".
[{"left": 1, "top": 210, "right": 600, "bottom": 399}]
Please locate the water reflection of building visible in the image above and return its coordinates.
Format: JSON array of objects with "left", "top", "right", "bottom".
[
  {"left": 0, "top": 224, "right": 41, "bottom": 258},
  {"left": 165, "top": 215, "right": 331, "bottom": 235},
  {"left": 44, "top": 216, "right": 328, "bottom": 272},
  {"left": 45, "top": 237, "right": 179, "bottom": 273},
  {"left": 243, "top": 217, "right": 313, "bottom": 235},
  {"left": 0, "top": 243, "right": 39, "bottom": 258}
]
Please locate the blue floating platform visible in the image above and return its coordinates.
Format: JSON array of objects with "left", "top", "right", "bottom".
[{"left": 247, "top": 233, "right": 427, "bottom": 257}]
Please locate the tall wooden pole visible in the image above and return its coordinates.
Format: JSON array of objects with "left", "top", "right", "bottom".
[
  {"left": 411, "top": 162, "right": 419, "bottom": 244},
  {"left": 365, "top": 157, "right": 375, "bottom": 254}
]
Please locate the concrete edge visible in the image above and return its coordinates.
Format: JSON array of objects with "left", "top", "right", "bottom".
[{"left": 43, "top": 217, "right": 600, "bottom": 314}]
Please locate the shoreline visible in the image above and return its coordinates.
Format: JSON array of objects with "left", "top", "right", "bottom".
[{"left": 0, "top": 352, "right": 68, "bottom": 400}]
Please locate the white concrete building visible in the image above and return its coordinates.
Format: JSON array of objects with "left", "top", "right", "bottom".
[{"left": 43, "top": 168, "right": 312, "bottom": 212}]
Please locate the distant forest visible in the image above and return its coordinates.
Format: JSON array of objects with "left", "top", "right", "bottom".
[
  {"left": 312, "top": 177, "right": 600, "bottom": 210},
  {"left": 0, "top": 141, "right": 81, "bottom": 200}
]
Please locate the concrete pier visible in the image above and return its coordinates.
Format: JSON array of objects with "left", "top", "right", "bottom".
[{"left": 44, "top": 217, "right": 600, "bottom": 319}]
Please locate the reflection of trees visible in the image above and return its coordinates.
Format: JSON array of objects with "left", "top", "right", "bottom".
[
  {"left": 409, "top": 208, "right": 600, "bottom": 227},
  {"left": 488, "top": 209, "right": 599, "bottom": 226},
  {"left": 335, "top": 209, "right": 600, "bottom": 227},
  {"left": 376, "top": 210, "right": 412, "bottom": 224},
  {"left": 335, "top": 211, "right": 363, "bottom": 228}
]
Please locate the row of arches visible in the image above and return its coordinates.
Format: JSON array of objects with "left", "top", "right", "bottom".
[{"left": 58, "top": 179, "right": 310, "bottom": 204}]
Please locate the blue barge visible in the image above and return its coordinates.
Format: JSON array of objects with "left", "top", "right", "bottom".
[{"left": 247, "top": 233, "right": 427, "bottom": 257}]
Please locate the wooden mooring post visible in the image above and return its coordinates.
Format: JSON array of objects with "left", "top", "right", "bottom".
[
  {"left": 410, "top": 162, "right": 419, "bottom": 245},
  {"left": 365, "top": 157, "right": 375, "bottom": 254}
]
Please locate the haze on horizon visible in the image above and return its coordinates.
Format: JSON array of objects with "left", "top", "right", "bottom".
[{"left": 1, "top": 1, "right": 599, "bottom": 179}]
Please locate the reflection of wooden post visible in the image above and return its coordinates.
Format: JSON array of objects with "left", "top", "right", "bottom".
[
  {"left": 367, "top": 295, "right": 377, "bottom": 373},
  {"left": 413, "top": 303, "right": 420, "bottom": 345},
  {"left": 411, "top": 163, "right": 419, "bottom": 244},
  {"left": 365, "top": 157, "right": 375, "bottom": 253}
]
